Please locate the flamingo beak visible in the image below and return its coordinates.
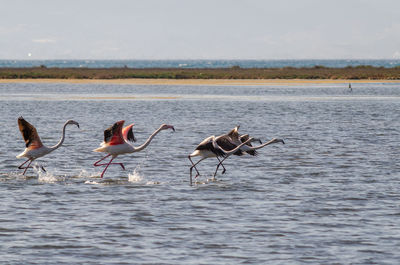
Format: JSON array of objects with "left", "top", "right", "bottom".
[{"left": 170, "top": 126, "right": 175, "bottom": 132}]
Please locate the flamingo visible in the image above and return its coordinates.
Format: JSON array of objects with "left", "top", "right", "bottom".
[
  {"left": 93, "top": 120, "right": 175, "bottom": 178},
  {"left": 211, "top": 126, "right": 262, "bottom": 176},
  {"left": 188, "top": 132, "right": 256, "bottom": 185},
  {"left": 188, "top": 126, "right": 259, "bottom": 180},
  {"left": 16, "top": 117, "right": 80, "bottom": 175}
]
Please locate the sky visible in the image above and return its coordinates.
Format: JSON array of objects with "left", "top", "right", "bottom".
[{"left": 1, "top": 0, "right": 400, "bottom": 60}]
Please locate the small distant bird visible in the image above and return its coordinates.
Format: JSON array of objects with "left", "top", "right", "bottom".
[
  {"left": 93, "top": 120, "right": 175, "bottom": 178},
  {"left": 16, "top": 117, "right": 80, "bottom": 175}
]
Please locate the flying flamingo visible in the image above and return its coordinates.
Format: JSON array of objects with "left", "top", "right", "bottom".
[
  {"left": 93, "top": 120, "right": 175, "bottom": 178},
  {"left": 16, "top": 117, "right": 80, "bottom": 175},
  {"left": 188, "top": 133, "right": 255, "bottom": 185}
]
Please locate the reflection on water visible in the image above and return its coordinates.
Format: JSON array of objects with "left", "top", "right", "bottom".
[{"left": 0, "top": 82, "right": 399, "bottom": 264}]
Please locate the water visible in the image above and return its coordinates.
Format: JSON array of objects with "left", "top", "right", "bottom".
[
  {"left": 1, "top": 59, "right": 400, "bottom": 68},
  {"left": 0, "top": 81, "right": 399, "bottom": 264}
]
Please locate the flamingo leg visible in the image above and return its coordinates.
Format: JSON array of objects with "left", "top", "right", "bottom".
[
  {"left": 188, "top": 155, "right": 201, "bottom": 176},
  {"left": 18, "top": 159, "right": 34, "bottom": 175},
  {"left": 94, "top": 154, "right": 111, "bottom": 166},
  {"left": 213, "top": 156, "right": 229, "bottom": 179},
  {"left": 94, "top": 155, "right": 125, "bottom": 178},
  {"left": 100, "top": 157, "right": 117, "bottom": 178},
  {"left": 213, "top": 157, "right": 227, "bottom": 179},
  {"left": 94, "top": 154, "right": 125, "bottom": 170},
  {"left": 189, "top": 156, "right": 207, "bottom": 185}
]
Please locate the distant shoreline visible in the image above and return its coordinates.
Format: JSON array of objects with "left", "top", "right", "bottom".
[
  {"left": 1, "top": 66, "right": 400, "bottom": 83},
  {"left": 1, "top": 78, "right": 400, "bottom": 86}
]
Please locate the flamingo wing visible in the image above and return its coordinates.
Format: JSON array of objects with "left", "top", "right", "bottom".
[
  {"left": 240, "top": 134, "right": 258, "bottom": 156},
  {"left": 122, "top": 124, "right": 136, "bottom": 142},
  {"left": 18, "top": 117, "right": 43, "bottom": 149},
  {"left": 195, "top": 136, "right": 225, "bottom": 157},
  {"left": 216, "top": 135, "right": 244, "bottom": 156},
  {"left": 104, "top": 120, "right": 125, "bottom": 145}
]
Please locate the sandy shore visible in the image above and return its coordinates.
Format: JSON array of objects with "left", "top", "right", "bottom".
[{"left": 1, "top": 78, "right": 399, "bottom": 86}]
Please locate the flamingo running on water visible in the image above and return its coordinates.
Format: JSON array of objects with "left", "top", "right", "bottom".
[
  {"left": 211, "top": 126, "right": 262, "bottom": 176},
  {"left": 188, "top": 132, "right": 255, "bottom": 185},
  {"left": 188, "top": 126, "right": 259, "bottom": 181},
  {"left": 93, "top": 120, "right": 175, "bottom": 178},
  {"left": 188, "top": 126, "right": 284, "bottom": 184},
  {"left": 16, "top": 117, "right": 80, "bottom": 175}
]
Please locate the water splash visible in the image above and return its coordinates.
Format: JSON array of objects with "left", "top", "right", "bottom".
[
  {"left": 37, "top": 168, "right": 65, "bottom": 183},
  {"left": 128, "top": 166, "right": 143, "bottom": 183}
]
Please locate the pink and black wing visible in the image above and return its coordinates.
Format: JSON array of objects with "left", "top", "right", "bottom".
[
  {"left": 17, "top": 116, "right": 43, "bottom": 149},
  {"left": 103, "top": 120, "right": 125, "bottom": 145},
  {"left": 122, "top": 124, "right": 136, "bottom": 142}
]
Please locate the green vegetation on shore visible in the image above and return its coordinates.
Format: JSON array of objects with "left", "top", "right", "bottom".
[{"left": 1, "top": 65, "right": 400, "bottom": 80}]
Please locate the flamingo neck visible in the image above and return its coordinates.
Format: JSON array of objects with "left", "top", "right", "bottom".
[
  {"left": 49, "top": 121, "right": 69, "bottom": 151},
  {"left": 248, "top": 139, "right": 281, "bottom": 150},
  {"left": 133, "top": 126, "right": 164, "bottom": 152}
]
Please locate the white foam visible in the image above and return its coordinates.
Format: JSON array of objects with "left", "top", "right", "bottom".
[
  {"left": 128, "top": 166, "right": 143, "bottom": 183},
  {"left": 84, "top": 180, "right": 102, "bottom": 185},
  {"left": 37, "top": 169, "right": 65, "bottom": 183}
]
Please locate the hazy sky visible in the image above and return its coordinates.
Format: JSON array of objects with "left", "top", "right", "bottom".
[{"left": 1, "top": 0, "right": 400, "bottom": 59}]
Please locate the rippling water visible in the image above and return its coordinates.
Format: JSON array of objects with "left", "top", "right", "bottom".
[{"left": 0, "top": 82, "right": 399, "bottom": 264}]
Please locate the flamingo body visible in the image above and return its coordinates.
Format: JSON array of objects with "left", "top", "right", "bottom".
[
  {"left": 94, "top": 142, "right": 134, "bottom": 155},
  {"left": 16, "top": 146, "right": 53, "bottom": 160}
]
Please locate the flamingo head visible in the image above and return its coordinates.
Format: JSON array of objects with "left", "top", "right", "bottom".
[
  {"left": 160, "top": 124, "right": 175, "bottom": 132},
  {"left": 66, "top": 120, "right": 80, "bottom": 128},
  {"left": 271, "top": 138, "right": 285, "bottom": 144},
  {"left": 252, "top": 138, "right": 262, "bottom": 144}
]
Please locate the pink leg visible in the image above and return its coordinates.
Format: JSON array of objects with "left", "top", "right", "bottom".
[
  {"left": 18, "top": 159, "right": 33, "bottom": 175},
  {"left": 94, "top": 155, "right": 125, "bottom": 178},
  {"left": 94, "top": 154, "right": 125, "bottom": 170},
  {"left": 94, "top": 154, "right": 111, "bottom": 166},
  {"left": 100, "top": 157, "right": 115, "bottom": 178}
]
